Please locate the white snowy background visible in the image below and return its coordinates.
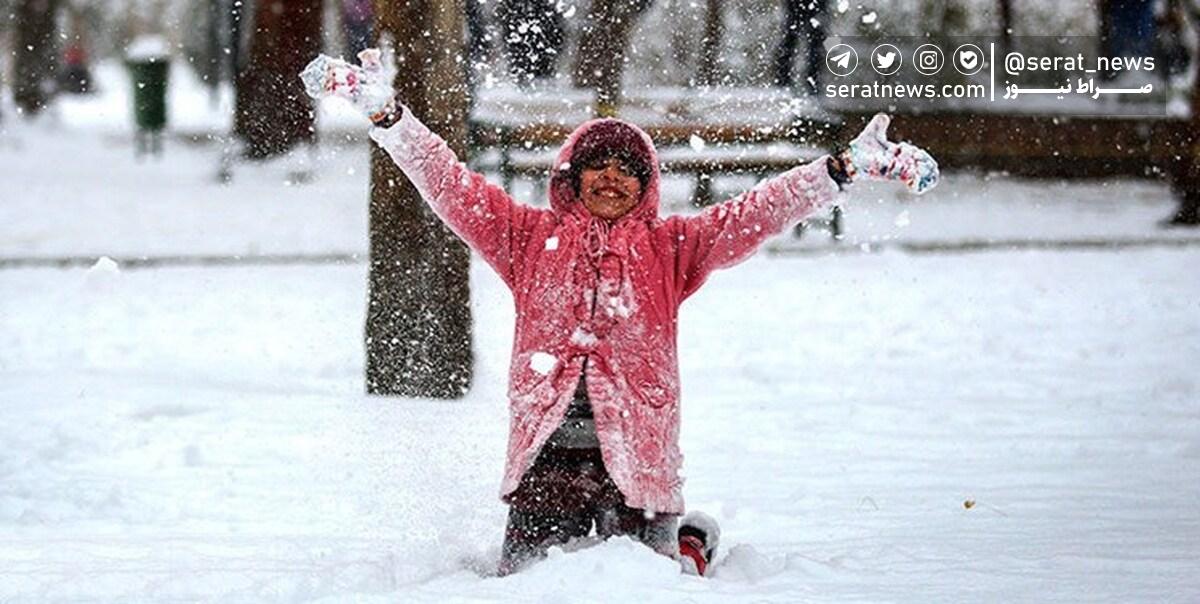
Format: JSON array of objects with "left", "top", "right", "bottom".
[{"left": 2, "top": 29, "right": 1200, "bottom": 602}]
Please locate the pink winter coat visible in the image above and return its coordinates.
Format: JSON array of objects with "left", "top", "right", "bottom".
[{"left": 371, "top": 114, "right": 840, "bottom": 514}]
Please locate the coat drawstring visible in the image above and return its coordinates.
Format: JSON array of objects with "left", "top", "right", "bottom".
[
  {"left": 584, "top": 217, "right": 611, "bottom": 263},
  {"left": 567, "top": 216, "right": 628, "bottom": 375}
]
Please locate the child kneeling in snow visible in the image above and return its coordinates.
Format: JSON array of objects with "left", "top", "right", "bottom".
[{"left": 303, "top": 50, "right": 938, "bottom": 576}]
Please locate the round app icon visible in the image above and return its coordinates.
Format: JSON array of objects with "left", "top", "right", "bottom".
[
  {"left": 913, "top": 43, "right": 944, "bottom": 76},
  {"left": 953, "top": 43, "right": 985, "bottom": 75},
  {"left": 826, "top": 43, "right": 858, "bottom": 77},
  {"left": 871, "top": 43, "right": 902, "bottom": 76}
]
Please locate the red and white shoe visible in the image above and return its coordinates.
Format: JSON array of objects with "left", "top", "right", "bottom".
[{"left": 678, "top": 511, "right": 720, "bottom": 576}]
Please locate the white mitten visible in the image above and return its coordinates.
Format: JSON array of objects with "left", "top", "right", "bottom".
[
  {"left": 838, "top": 114, "right": 940, "bottom": 195},
  {"left": 300, "top": 48, "right": 400, "bottom": 125}
]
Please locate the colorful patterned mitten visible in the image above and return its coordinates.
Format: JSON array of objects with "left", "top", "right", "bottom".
[
  {"left": 300, "top": 49, "right": 400, "bottom": 125},
  {"left": 841, "top": 113, "right": 940, "bottom": 195}
]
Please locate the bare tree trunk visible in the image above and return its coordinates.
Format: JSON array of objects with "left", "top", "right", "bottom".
[
  {"left": 573, "top": 0, "right": 652, "bottom": 116},
  {"left": 368, "top": 0, "right": 473, "bottom": 398},
  {"left": 497, "top": 0, "right": 564, "bottom": 84},
  {"left": 997, "top": 0, "right": 1013, "bottom": 58},
  {"left": 1167, "top": 27, "right": 1200, "bottom": 226},
  {"left": 14, "top": 0, "right": 61, "bottom": 115},
  {"left": 229, "top": 0, "right": 245, "bottom": 83},
  {"left": 199, "top": 0, "right": 224, "bottom": 100},
  {"left": 696, "top": 0, "right": 722, "bottom": 86},
  {"left": 234, "top": 0, "right": 322, "bottom": 159}
]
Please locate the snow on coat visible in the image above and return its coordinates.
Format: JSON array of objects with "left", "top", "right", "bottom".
[{"left": 370, "top": 114, "right": 841, "bottom": 513}]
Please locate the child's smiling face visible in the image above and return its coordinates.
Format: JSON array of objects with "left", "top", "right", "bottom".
[{"left": 579, "top": 157, "right": 643, "bottom": 221}]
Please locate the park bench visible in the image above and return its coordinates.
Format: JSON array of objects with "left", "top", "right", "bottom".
[
  {"left": 838, "top": 107, "right": 1196, "bottom": 226},
  {"left": 837, "top": 109, "right": 1193, "bottom": 179}
]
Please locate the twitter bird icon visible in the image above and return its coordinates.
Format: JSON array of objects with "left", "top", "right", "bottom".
[{"left": 872, "top": 44, "right": 902, "bottom": 75}]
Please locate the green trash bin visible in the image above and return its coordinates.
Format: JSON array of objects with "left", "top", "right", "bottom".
[{"left": 126, "top": 56, "right": 170, "bottom": 155}]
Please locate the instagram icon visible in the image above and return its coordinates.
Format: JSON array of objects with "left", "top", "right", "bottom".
[{"left": 914, "top": 44, "right": 944, "bottom": 75}]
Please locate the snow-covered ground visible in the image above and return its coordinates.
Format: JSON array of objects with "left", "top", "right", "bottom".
[
  {"left": 3, "top": 245, "right": 1198, "bottom": 601},
  {"left": 2, "top": 71, "right": 1199, "bottom": 601}
]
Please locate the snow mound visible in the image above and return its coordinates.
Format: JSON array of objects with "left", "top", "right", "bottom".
[
  {"left": 89, "top": 256, "right": 120, "bottom": 274},
  {"left": 498, "top": 537, "right": 681, "bottom": 591},
  {"left": 710, "top": 544, "right": 788, "bottom": 583},
  {"left": 81, "top": 256, "right": 121, "bottom": 293}
]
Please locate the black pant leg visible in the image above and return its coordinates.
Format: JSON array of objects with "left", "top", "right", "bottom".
[{"left": 497, "top": 446, "right": 599, "bottom": 575}]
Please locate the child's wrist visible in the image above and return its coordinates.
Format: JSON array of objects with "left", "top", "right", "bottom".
[
  {"left": 826, "top": 149, "right": 855, "bottom": 189},
  {"left": 369, "top": 97, "right": 403, "bottom": 128}
]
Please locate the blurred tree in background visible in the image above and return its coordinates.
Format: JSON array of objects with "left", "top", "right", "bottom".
[
  {"left": 573, "top": 0, "right": 653, "bottom": 115},
  {"left": 13, "top": 0, "right": 62, "bottom": 115},
  {"left": 366, "top": 0, "right": 474, "bottom": 398},
  {"left": 497, "top": 0, "right": 564, "bottom": 84},
  {"left": 234, "top": 0, "right": 323, "bottom": 159},
  {"left": 696, "top": 0, "right": 724, "bottom": 87},
  {"left": 1169, "top": 16, "right": 1200, "bottom": 226}
]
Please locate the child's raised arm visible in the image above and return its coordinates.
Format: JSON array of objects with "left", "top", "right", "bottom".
[
  {"left": 301, "top": 50, "right": 546, "bottom": 288},
  {"left": 668, "top": 114, "right": 938, "bottom": 300}
]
